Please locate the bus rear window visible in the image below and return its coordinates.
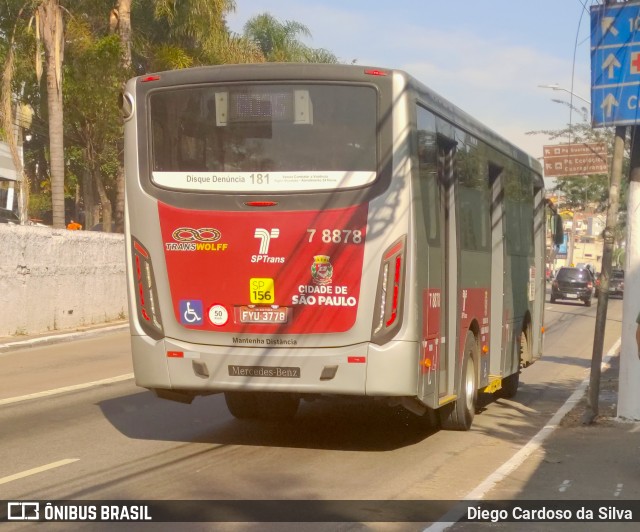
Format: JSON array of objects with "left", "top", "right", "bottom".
[{"left": 148, "top": 84, "right": 377, "bottom": 192}]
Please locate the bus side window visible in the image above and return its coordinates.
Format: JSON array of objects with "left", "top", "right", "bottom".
[{"left": 417, "top": 106, "right": 439, "bottom": 245}]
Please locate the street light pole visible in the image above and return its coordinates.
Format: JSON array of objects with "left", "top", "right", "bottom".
[
  {"left": 538, "top": 84, "right": 591, "bottom": 105},
  {"left": 539, "top": 78, "right": 626, "bottom": 423}
]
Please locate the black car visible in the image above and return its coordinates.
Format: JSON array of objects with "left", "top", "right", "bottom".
[
  {"left": 608, "top": 269, "right": 625, "bottom": 297},
  {"left": 551, "top": 267, "right": 594, "bottom": 306},
  {"left": 595, "top": 269, "right": 625, "bottom": 298}
]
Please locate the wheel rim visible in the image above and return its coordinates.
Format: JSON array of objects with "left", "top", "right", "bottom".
[{"left": 464, "top": 357, "right": 476, "bottom": 412}]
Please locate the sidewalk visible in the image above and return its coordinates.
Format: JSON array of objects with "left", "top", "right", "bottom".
[
  {"left": 0, "top": 320, "right": 129, "bottom": 353},
  {"left": 515, "top": 348, "right": 640, "bottom": 500},
  {"left": 523, "top": 287, "right": 640, "bottom": 507}
]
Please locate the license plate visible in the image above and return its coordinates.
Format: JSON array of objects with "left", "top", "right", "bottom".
[
  {"left": 566, "top": 294, "right": 578, "bottom": 299},
  {"left": 235, "top": 306, "right": 289, "bottom": 324}
]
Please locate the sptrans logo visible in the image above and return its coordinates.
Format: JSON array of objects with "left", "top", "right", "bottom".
[
  {"left": 166, "top": 227, "right": 229, "bottom": 252},
  {"left": 252, "top": 228, "right": 285, "bottom": 264}
]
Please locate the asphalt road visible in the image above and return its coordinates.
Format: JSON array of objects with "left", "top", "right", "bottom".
[{"left": 0, "top": 295, "right": 624, "bottom": 531}]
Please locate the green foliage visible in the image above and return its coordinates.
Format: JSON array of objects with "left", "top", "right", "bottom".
[
  {"left": 243, "top": 12, "right": 338, "bottom": 63},
  {"left": 527, "top": 110, "right": 628, "bottom": 214},
  {"left": 153, "top": 44, "right": 194, "bottom": 71},
  {"left": 3, "top": 1, "right": 338, "bottom": 225},
  {"left": 28, "top": 191, "right": 51, "bottom": 219},
  {"left": 132, "top": 0, "right": 238, "bottom": 71}
]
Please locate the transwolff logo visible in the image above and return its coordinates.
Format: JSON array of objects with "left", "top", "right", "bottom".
[
  {"left": 165, "top": 227, "right": 228, "bottom": 252},
  {"left": 252, "top": 228, "right": 284, "bottom": 264}
]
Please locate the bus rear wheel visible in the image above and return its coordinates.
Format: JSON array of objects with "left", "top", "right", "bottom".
[
  {"left": 224, "top": 392, "right": 299, "bottom": 421},
  {"left": 498, "top": 327, "right": 527, "bottom": 399},
  {"left": 438, "top": 331, "right": 478, "bottom": 431},
  {"left": 224, "top": 392, "right": 260, "bottom": 419}
]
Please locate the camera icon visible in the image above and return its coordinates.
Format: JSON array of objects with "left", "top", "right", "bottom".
[{"left": 7, "top": 502, "right": 40, "bottom": 520}]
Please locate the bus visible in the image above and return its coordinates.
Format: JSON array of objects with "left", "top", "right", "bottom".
[{"left": 122, "top": 63, "right": 550, "bottom": 430}]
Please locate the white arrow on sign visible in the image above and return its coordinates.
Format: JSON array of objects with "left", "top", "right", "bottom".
[
  {"left": 601, "top": 17, "right": 619, "bottom": 37},
  {"left": 603, "top": 53, "right": 622, "bottom": 78},
  {"left": 601, "top": 93, "right": 619, "bottom": 118}
]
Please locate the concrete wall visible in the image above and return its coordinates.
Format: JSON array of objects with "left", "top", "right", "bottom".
[{"left": 0, "top": 224, "right": 127, "bottom": 337}]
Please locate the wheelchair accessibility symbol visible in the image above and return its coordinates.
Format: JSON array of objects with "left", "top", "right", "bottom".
[{"left": 179, "top": 300, "right": 203, "bottom": 326}]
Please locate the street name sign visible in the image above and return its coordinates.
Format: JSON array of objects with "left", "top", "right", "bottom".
[
  {"left": 591, "top": 1, "right": 640, "bottom": 127},
  {"left": 542, "top": 142, "right": 609, "bottom": 177}
]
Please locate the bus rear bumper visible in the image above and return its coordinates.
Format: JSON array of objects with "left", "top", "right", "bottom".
[{"left": 130, "top": 334, "right": 419, "bottom": 398}]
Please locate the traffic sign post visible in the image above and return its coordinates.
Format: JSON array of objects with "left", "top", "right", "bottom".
[
  {"left": 542, "top": 142, "right": 609, "bottom": 177},
  {"left": 591, "top": 1, "right": 640, "bottom": 127},
  {"left": 590, "top": 0, "right": 640, "bottom": 422}
]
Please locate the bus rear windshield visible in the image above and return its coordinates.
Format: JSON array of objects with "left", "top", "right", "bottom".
[{"left": 148, "top": 83, "right": 377, "bottom": 193}]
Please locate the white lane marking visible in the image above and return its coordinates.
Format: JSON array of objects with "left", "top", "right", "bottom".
[
  {"left": 615, "top": 483, "right": 623, "bottom": 497},
  {"left": 424, "top": 338, "right": 622, "bottom": 532},
  {"left": 0, "top": 374, "right": 134, "bottom": 406},
  {"left": 0, "top": 459, "right": 79, "bottom": 486},
  {"left": 558, "top": 480, "right": 572, "bottom": 493}
]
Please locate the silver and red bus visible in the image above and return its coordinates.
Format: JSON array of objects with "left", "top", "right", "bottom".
[{"left": 122, "top": 64, "right": 547, "bottom": 430}]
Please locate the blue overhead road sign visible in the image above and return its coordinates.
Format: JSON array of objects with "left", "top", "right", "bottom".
[{"left": 591, "top": 1, "right": 640, "bottom": 127}]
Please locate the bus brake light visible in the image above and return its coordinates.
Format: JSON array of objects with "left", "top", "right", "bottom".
[
  {"left": 372, "top": 236, "right": 406, "bottom": 343},
  {"left": 131, "top": 237, "right": 163, "bottom": 338},
  {"left": 386, "top": 256, "right": 401, "bottom": 327},
  {"left": 244, "top": 201, "right": 278, "bottom": 207},
  {"left": 364, "top": 69, "right": 388, "bottom": 77}
]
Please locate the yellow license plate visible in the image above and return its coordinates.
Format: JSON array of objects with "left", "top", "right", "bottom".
[{"left": 250, "top": 278, "right": 275, "bottom": 304}]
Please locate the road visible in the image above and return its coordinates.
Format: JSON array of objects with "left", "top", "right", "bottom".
[{"left": 0, "top": 296, "right": 624, "bottom": 530}]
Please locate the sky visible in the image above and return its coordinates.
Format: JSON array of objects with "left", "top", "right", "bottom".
[{"left": 226, "top": 0, "right": 595, "bottom": 182}]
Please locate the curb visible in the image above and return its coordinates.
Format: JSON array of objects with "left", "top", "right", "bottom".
[{"left": 0, "top": 322, "right": 130, "bottom": 354}]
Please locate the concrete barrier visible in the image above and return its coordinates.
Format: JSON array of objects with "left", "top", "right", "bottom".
[{"left": 0, "top": 224, "right": 127, "bottom": 337}]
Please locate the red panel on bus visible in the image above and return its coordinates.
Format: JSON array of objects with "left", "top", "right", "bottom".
[{"left": 158, "top": 202, "right": 368, "bottom": 334}]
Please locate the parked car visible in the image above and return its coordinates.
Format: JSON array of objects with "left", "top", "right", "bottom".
[
  {"left": 550, "top": 267, "right": 594, "bottom": 306},
  {"left": 595, "top": 269, "right": 624, "bottom": 298},
  {"left": 609, "top": 269, "right": 625, "bottom": 297}
]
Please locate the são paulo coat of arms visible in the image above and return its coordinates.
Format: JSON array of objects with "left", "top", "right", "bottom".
[{"left": 311, "top": 255, "right": 333, "bottom": 285}]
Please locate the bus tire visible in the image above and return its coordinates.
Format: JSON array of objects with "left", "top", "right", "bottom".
[
  {"left": 438, "top": 331, "right": 478, "bottom": 431},
  {"left": 498, "top": 326, "right": 527, "bottom": 399},
  {"left": 224, "top": 392, "right": 260, "bottom": 419},
  {"left": 498, "top": 371, "right": 519, "bottom": 399}
]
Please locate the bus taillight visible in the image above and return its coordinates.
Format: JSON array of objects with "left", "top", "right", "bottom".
[
  {"left": 131, "top": 237, "right": 163, "bottom": 338},
  {"left": 372, "top": 236, "right": 406, "bottom": 344},
  {"left": 386, "top": 255, "right": 402, "bottom": 327}
]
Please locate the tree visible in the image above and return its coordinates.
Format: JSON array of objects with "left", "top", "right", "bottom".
[
  {"left": 528, "top": 110, "right": 629, "bottom": 218},
  {"left": 37, "top": 0, "right": 66, "bottom": 228},
  {"left": 1, "top": 1, "right": 30, "bottom": 223},
  {"left": 243, "top": 12, "right": 337, "bottom": 63},
  {"left": 130, "top": 0, "right": 240, "bottom": 72},
  {"left": 1, "top": 0, "right": 67, "bottom": 228},
  {"left": 64, "top": 16, "right": 125, "bottom": 233},
  {"left": 4, "top": 2, "right": 339, "bottom": 231},
  {"left": 111, "top": 0, "right": 132, "bottom": 232}
]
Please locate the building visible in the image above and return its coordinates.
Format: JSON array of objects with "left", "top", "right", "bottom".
[{"left": 0, "top": 141, "right": 21, "bottom": 223}]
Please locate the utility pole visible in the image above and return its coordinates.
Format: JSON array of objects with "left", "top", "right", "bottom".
[
  {"left": 582, "top": 125, "right": 625, "bottom": 423},
  {"left": 618, "top": 129, "right": 640, "bottom": 420},
  {"left": 586, "top": 0, "right": 640, "bottom": 422},
  {"left": 592, "top": 0, "right": 640, "bottom": 423}
]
